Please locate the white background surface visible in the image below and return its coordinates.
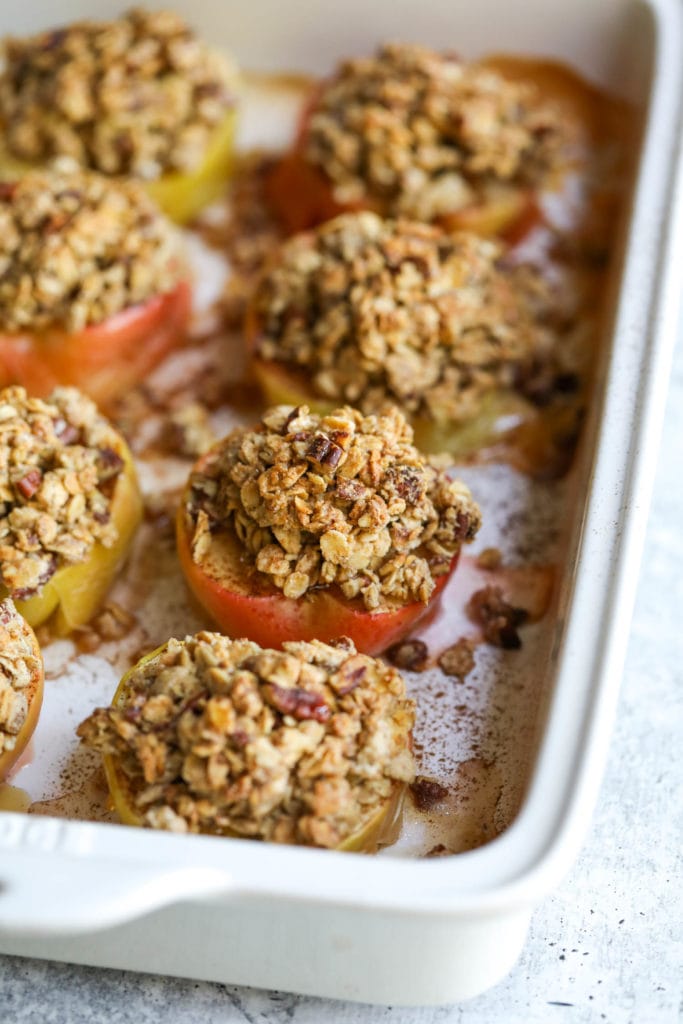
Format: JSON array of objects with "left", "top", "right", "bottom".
[{"left": 0, "top": 308, "right": 680, "bottom": 1024}]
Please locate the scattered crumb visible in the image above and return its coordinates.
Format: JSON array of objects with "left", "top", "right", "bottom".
[
  {"left": 438, "top": 638, "right": 476, "bottom": 680},
  {"left": 476, "top": 546, "right": 502, "bottom": 570},
  {"left": 384, "top": 638, "right": 429, "bottom": 672},
  {"left": 467, "top": 584, "right": 528, "bottom": 649},
  {"left": 410, "top": 776, "right": 449, "bottom": 811},
  {"left": 162, "top": 402, "right": 215, "bottom": 459}
]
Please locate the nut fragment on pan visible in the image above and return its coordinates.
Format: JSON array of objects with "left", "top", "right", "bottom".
[
  {"left": 0, "top": 8, "right": 239, "bottom": 221},
  {"left": 0, "top": 386, "right": 142, "bottom": 634},
  {"left": 0, "top": 598, "right": 44, "bottom": 780},
  {"left": 250, "top": 212, "right": 561, "bottom": 447},
  {"left": 0, "top": 162, "right": 191, "bottom": 403},
  {"left": 78, "top": 633, "right": 415, "bottom": 851},
  {"left": 177, "top": 403, "right": 480, "bottom": 652}
]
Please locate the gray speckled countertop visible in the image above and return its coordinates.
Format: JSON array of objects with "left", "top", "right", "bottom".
[{"left": 1, "top": 345, "right": 681, "bottom": 1024}]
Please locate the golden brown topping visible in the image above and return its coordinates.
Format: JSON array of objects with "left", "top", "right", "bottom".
[
  {"left": 0, "top": 162, "right": 183, "bottom": 333},
  {"left": 0, "top": 386, "right": 125, "bottom": 599},
  {"left": 305, "top": 43, "right": 571, "bottom": 219},
  {"left": 0, "top": 598, "right": 41, "bottom": 755},
  {"left": 186, "top": 404, "right": 481, "bottom": 611},
  {"left": 78, "top": 632, "right": 415, "bottom": 847},
  {"left": 253, "top": 212, "right": 553, "bottom": 423},
  {"left": 0, "top": 8, "right": 238, "bottom": 178}
]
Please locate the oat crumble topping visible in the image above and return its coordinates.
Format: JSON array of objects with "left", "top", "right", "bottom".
[
  {"left": 0, "top": 162, "right": 183, "bottom": 333},
  {"left": 78, "top": 632, "right": 415, "bottom": 847},
  {"left": 0, "top": 599, "right": 41, "bottom": 756},
  {"left": 0, "top": 8, "right": 238, "bottom": 179},
  {"left": 185, "top": 404, "right": 480, "bottom": 611},
  {"left": 304, "top": 43, "right": 571, "bottom": 220},
  {"left": 0, "top": 386, "right": 126, "bottom": 599},
  {"left": 253, "top": 212, "right": 553, "bottom": 423}
]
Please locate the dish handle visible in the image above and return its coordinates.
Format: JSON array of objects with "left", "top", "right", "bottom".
[{"left": 0, "top": 815, "right": 233, "bottom": 936}]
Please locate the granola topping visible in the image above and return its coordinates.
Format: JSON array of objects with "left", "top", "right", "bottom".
[
  {"left": 0, "top": 598, "right": 41, "bottom": 755},
  {"left": 253, "top": 212, "right": 553, "bottom": 423},
  {"left": 304, "top": 43, "right": 571, "bottom": 219},
  {"left": 78, "top": 632, "right": 415, "bottom": 847},
  {"left": 0, "top": 386, "right": 125, "bottom": 599},
  {"left": 0, "top": 8, "right": 238, "bottom": 178},
  {"left": 185, "top": 404, "right": 481, "bottom": 611},
  {"left": 0, "top": 162, "right": 182, "bottom": 333}
]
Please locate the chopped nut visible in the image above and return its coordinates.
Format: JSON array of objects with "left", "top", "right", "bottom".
[
  {"left": 438, "top": 638, "right": 476, "bottom": 679},
  {"left": 0, "top": 386, "right": 126, "bottom": 600},
  {"left": 0, "top": 162, "right": 183, "bottom": 333},
  {"left": 0, "top": 9, "right": 238, "bottom": 178},
  {"left": 410, "top": 776, "right": 449, "bottom": 811},
  {"left": 385, "top": 638, "right": 429, "bottom": 672},
  {"left": 304, "top": 43, "right": 573, "bottom": 219},
  {"left": 78, "top": 633, "right": 415, "bottom": 847},
  {"left": 467, "top": 585, "right": 528, "bottom": 649},
  {"left": 183, "top": 404, "right": 481, "bottom": 611},
  {"left": 253, "top": 212, "right": 555, "bottom": 424}
]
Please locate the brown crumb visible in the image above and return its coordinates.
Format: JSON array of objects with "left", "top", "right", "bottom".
[
  {"left": 424, "top": 843, "right": 451, "bottom": 858},
  {"left": 410, "top": 776, "right": 449, "bottom": 811},
  {"left": 73, "top": 601, "right": 137, "bottom": 652},
  {"left": 476, "top": 547, "right": 503, "bottom": 571},
  {"left": 163, "top": 403, "right": 215, "bottom": 459},
  {"left": 467, "top": 584, "right": 528, "bottom": 649},
  {"left": 385, "top": 638, "right": 429, "bottom": 672},
  {"left": 438, "top": 638, "right": 476, "bottom": 679}
]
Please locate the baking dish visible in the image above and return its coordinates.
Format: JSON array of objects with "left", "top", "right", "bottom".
[{"left": 0, "top": 0, "right": 682, "bottom": 1006}]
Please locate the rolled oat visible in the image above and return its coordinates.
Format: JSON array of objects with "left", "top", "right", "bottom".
[
  {"left": 304, "top": 43, "right": 572, "bottom": 219},
  {"left": 78, "top": 632, "right": 415, "bottom": 847},
  {"left": 184, "top": 404, "right": 481, "bottom": 611},
  {"left": 0, "top": 8, "right": 238, "bottom": 179},
  {"left": 0, "top": 386, "right": 126, "bottom": 599},
  {"left": 253, "top": 212, "right": 554, "bottom": 424}
]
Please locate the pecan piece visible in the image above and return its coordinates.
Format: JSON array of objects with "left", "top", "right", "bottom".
[
  {"left": 385, "top": 638, "right": 429, "bottom": 672},
  {"left": 263, "top": 683, "right": 330, "bottom": 723},
  {"left": 305, "top": 433, "right": 344, "bottom": 469},
  {"left": 16, "top": 468, "right": 42, "bottom": 499},
  {"left": 467, "top": 585, "right": 528, "bottom": 649}
]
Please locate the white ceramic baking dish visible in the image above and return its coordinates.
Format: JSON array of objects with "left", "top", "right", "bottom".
[{"left": 0, "top": 0, "right": 682, "bottom": 1006}]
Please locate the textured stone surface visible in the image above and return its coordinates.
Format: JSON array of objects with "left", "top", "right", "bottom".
[{"left": 0, "top": 331, "right": 681, "bottom": 1024}]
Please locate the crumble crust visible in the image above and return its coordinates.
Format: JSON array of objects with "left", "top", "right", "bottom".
[
  {"left": 253, "top": 212, "right": 553, "bottom": 424},
  {"left": 0, "top": 386, "right": 125, "bottom": 599},
  {"left": 185, "top": 403, "right": 481, "bottom": 611},
  {"left": 304, "top": 43, "right": 571, "bottom": 220},
  {"left": 0, "top": 8, "right": 238, "bottom": 179},
  {"left": 78, "top": 632, "right": 415, "bottom": 847},
  {"left": 0, "top": 162, "right": 182, "bottom": 333},
  {"left": 0, "top": 598, "right": 41, "bottom": 756}
]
